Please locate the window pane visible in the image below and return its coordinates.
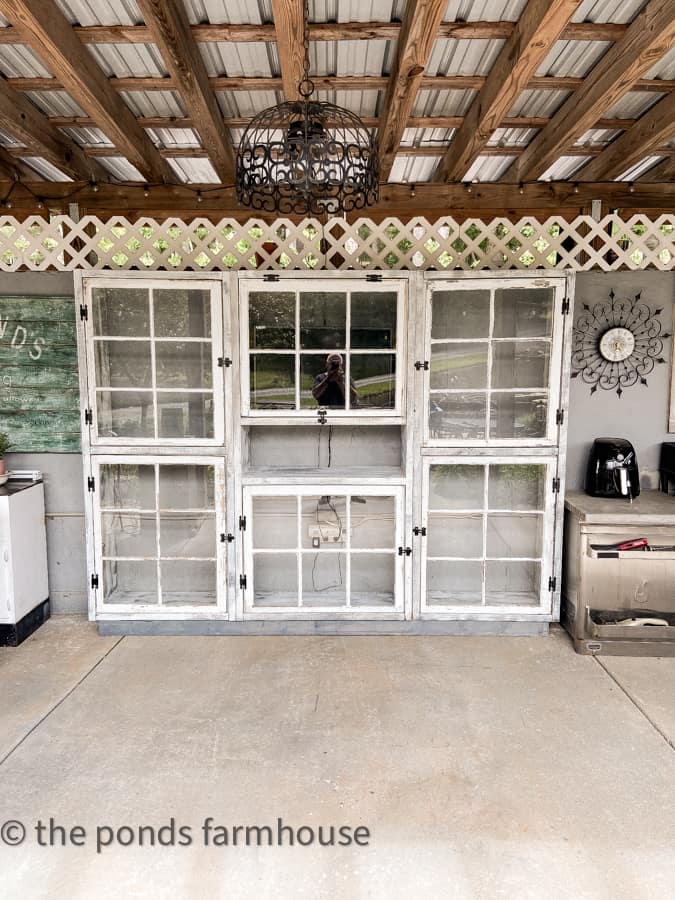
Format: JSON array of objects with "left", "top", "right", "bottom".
[
  {"left": 102, "top": 512, "right": 156, "bottom": 558},
  {"left": 351, "top": 354, "right": 396, "bottom": 409},
  {"left": 426, "top": 560, "right": 483, "bottom": 606},
  {"left": 302, "top": 553, "right": 347, "bottom": 606},
  {"left": 351, "top": 496, "right": 395, "bottom": 549},
  {"left": 429, "top": 392, "right": 486, "bottom": 440},
  {"left": 153, "top": 289, "right": 211, "bottom": 338},
  {"left": 350, "top": 292, "right": 397, "bottom": 349},
  {"left": 95, "top": 341, "right": 151, "bottom": 388},
  {"left": 493, "top": 288, "right": 553, "bottom": 338},
  {"left": 301, "top": 496, "right": 346, "bottom": 549},
  {"left": 488, "top": 464, "right": 546, "bottom": 511},
  {"left": 156, "top": 392, "right": 214, "bottom": 439},
  {"left": 158, "top": 465, "right": 214, "bottom": 510},
  {"left": 249, "top": 292, "right": 295, "bottom": 349},
  {"left": 492, "top": 341, "right": 550, "bottom": 390},
  {"left": 431, "top": 342, "right": 488, "bottom": 390},
  {"left": 253, "top": 497, "right": 297, "bottom": 549},
  {"left": 103, "top": 559, "right": 157, "bottom": 605},
  {"left": 97, "top": 391, "right": 155, "bottom": 439},
  {"left": 101, "top": 464, "right": 155, "bottom": 510},
  {"left": 300, "top": 354, "right": 342, "bottom": 409},
  {"left": 490, "top": 392, "right": 547, "bottom": 439},
  {"left": 92, "top": 288, "right": 149, "bottom": 337},
  {"left": 155, "top": 341, "right": 212, "bottom": 389},
  {"left": 253, "top": 553, "right": 297, "bottom": 606},
  {"left": 351, "top": 555, "right": 395, "bottom": 607},
  {"left": 161, "top": 560, "right": 216, "bottom": 605},
  {"left": 486, "top": 514, "right": 542, "bottom": 558},
  {"left": 250, "top": 355, "right": 295, "bottom": 410},
  {"left": 429, "top": 464, "right": 484, "bottom": 510},
  {"left": 160, "top": 512, "right": 216, "bottom": 558},
  {"left": 300, "top": 292, "right": 346, "bottom": 349},
  {"left": 485, "top": 560, "right": 540, "bottom": 606},
  {"left": 427, "top": 513, "right": 483, "bottom": 557},
  {"left": 431, "top": 290, "right": 490, "bottom": 339}
]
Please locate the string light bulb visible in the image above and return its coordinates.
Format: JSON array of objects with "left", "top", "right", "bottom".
[
  {"left": 196, "top": 190, "right": 203, "bottom": 203},
  {"left": 143, "top": 185, "right": 150, "bottom": 198}
]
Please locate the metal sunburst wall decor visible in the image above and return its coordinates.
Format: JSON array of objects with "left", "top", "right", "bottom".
[{"left": 571, "top": 290, "right": 670, "bottom": 397}]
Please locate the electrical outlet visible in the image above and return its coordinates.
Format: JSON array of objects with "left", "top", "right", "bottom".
[{"left": 308, "top": 524, "right": 343, "bottom": 543}]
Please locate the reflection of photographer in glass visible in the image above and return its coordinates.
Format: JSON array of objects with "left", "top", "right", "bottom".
[{"left": 312, "top": 352, "right": 358, "bottom": 409}]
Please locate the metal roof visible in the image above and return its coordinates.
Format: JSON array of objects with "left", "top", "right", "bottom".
[
  {"left": 18, "top": 156, "right": 73, "bottom": 181},
  {"left": 464, "top": 155, "right": 516, "bottom": 182},
  {"left": 615, "top": 155, "right": 664, "bottom": 181},
  {"left": 427, "top": 39, "right": 505, "bottom": 77},
  {"left": 55, "top": 0, "right": 142, "bottom": 25},
  {"left": 0, "top": 45, "right": 53, "bottom": 78},
  {"left": 442, "top": 1, "right": 527, "bottom": 21}
]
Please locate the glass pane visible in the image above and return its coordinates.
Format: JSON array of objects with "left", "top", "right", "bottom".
[
  {"left": 103, "top": 559, "right": 157, "bottom": 605},
  {"left": 485, "top": 560, "right": 540, "bottom": 606},
  {"left": 156, "top": 393, "right": 214, "bottom": 439},
  {"left": 351, "top": 292, "right": 397, "bottom": 349},
  {"left": 249, "top": 292, "right": 295, "bottom": 349},
  {"left": 489, "top": 464, "right": 546, "bottom": 511},
  {"left": 429, "top": 392, "right": 486, "bottom": 440},
  {"left": 429, "top": 464, "right": 484, "bottom": 510},
  {"left": 92, "top": 287, "right": 149, "bottom": 337},
  {"left": 487, "top": 514, "right": 543, "bottom": 558},
  {"left": 431, "top": 290, "right": 490, "bottom": 339},
  {"left": 250, "top": 355, "right": 295, "bottom": 410},
  {"left": 300, "top": 292, "right": 346, "bottom": 349},
  {"left": 153, "top": 289, "right": 211, "bottom": 338},
  {"left": 95, "top": 341, "right": 151, "bottom": 388},
  {"left": 102, "top": 512, "right": 156, "bottom": 558},
  {"left": 492, "top": 342, "right": 550, "bottom": 389},
  {"left": 351, "top": 555, "right": 395, "bottom": 607},
  {"left": 426, "top": 560, "right": 482, "bottom": 606},
  {"left": 430, "top": 342, "right": 488, "bottom": 390},
  {"left": 97, "top": 391, "right": 154, "bottom": 439},
  {"left": 100, "top": 464, "right": 155, "bottom": 510},
  {"left": 427, "top": 513, "right": 483, "bottom": 558},
  {"left": 159, "top": 465, "right": 214, "bottom": 510},
  {"left": 351, "top": 354, "right": 396, "bottom": 409},
  {"left": 155, "top": 342, "right": 212, "bottom": 389},
  {"left": 301, "top": 496, "right": 347, "bottom": 549},
  {"left": 493, "top": 288, "right": 553, "bottom": 338},
  {"left": 490, "top": 392, "right": 547, "bottom": 439},
  {"left": 300, "top": 354, "right": 345, "bottom": 409},
  {"left": 351, "top": 496, "right": 395, "bottom": 549},
  {"left": 253, "top": 496, "right": 297, "bottom": 550},
  {"left": 253, "top": 553, "right": 297, "bottom": 607},
  {"left": 302, "top": 553, "right": 347, "bottom": 606},
  {"left": 161, "top": 560, "right": 216, "bottom": 605},
  {"left": 160, "top": 512, "right": 216, "bottom": 558}
]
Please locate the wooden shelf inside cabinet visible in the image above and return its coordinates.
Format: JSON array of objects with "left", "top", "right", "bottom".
[{"left": 242, "top": 466, "right": 407, "bottom": 485}]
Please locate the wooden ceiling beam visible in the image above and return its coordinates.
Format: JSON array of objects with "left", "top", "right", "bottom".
[
  {"left": 270, "top": 0, "right": 306, "bottom": 101},
  {"left": 377, "top": 0, "right": 453, "bottom": 181},
  {"left": 135, "top": 0, "right": 234, "bottom": 183},
  {"left": 514, "top": 0, "right": 675, "bottom": 182},
  {"left": 639, "top": 155, "right": 675, "bottom": 182},
  {"left": 0, "top": 0, "right": 173, "bottom": 184},
  {"left": 434, "top": 0, "right": 582, "bottom": 183}
]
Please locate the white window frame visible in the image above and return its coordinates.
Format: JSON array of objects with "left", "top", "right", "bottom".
[
  {"left": 419, "top": 455, "right": 558, "bottom": 620},
  {"left": 238, "top": 274, "right": 408, "bottom": 423},
  {"left": 90, "top": 455, "right": 228, "bottom": 620},
  {"left": 81, "top": 274, "right": 226, "bottom": 447},
  {"left": 242, "top": 483, "right": 406, "bottom": 619},
  {"left": 422, "top": 275, "right": 567, "bottom": 447}
]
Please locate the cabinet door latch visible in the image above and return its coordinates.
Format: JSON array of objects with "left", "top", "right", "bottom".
[
  {"left": 414, "top": 360, "right": 429, "bottom": 371},
  {"left": 239, "top": 574, "right": 247, "bottom": 589},
  {"left": 91, "top": 573, "right": 99, "bottom": 589},
  {"left": 398, "top": 546, "right": 412, "bottom": 556},
  {"left": 413, "top": 526, "right": 427, "bottom": 537},
  {"left": 220, "top": 533, "right": 235, "bottom": 543}
]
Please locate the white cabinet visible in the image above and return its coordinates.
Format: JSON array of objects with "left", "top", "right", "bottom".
[{"left": 0, "top": 478, "right": 49, "bottom": 629}]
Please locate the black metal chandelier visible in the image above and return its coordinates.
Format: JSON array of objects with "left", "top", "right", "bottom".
[{"left": 236, "top": 2, "right": 379, "bottom": 216}]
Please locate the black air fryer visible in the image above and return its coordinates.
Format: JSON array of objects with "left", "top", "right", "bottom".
[{"left": 585, "top": 438, "right": 640, "bottom": 499}]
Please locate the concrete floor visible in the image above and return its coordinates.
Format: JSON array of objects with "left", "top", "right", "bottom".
[{"left": 1, "top": 618, "right": 674, "bottom": 900}]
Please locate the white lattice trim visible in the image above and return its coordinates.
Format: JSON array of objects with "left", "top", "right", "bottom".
[{"left": 0, "top": 214, "right": 672, "bottom": 271}]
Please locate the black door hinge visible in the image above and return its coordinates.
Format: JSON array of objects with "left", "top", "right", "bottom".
[
  {"left": 398, "top": 546, "right": 412, "bottom": 556},
  {"left": 318, "top": 408, "right": 328, "bottom": 425},
  {"left": 263, "top": 273, "right": 280, "bottom": 282},
  {"left": 220, "top": 533, "right": 235, "bottom": 543},
  {"left": 87, "top": 476, "right": 95, "bottom": 492},
  {"left": 366, "top": 273, "right": 383, "bottom": 282},
  {"left": 218, "top": 357, "right": 232, "bottom": 368},
  {"left": 562, "top": 298, "right": 570, "bottom": 315},
  {"left": 414, "top": 360, "right": 429, "bottom": 371},
  {"left": 80, "top": 304, "right": 88, "bottom": 321},
  {"left": 413, "top": 526, "right": 427, "bottom": 537},
  {"left": 552, "top": 477, "right": 560, "bottom": 493},
  {"left": 240, "top": 574, "right": 247, "bottom": 589},
  {"left": 239, "top": 515, "right": 246, "bottom": 531},
  {"left": 91, "top": 573, "right": 99, "bottom": 589},
  {"left": 84, "top": 409, "right": 93, "bottom": 425},
  {"left": 556, "top": 409, "right": 564, "bottom": 426},
  {"left": 548, "top": 576, "right": 557, "bottom": 592}
]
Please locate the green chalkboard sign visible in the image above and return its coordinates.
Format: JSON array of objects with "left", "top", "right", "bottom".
[{"left": 0, "top": 296, "right": 81, "bottom": 452}]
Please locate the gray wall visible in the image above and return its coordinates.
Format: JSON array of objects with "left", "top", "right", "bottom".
[{"left": 566, "top": 271, "right": 675, "bottom": 491}]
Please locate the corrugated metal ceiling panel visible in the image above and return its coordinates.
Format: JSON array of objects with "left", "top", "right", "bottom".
[
  {"left": 464, "top": 155, "right": 515, "bottom": 182},
  {"left": 19, "top": 156, "right": 73, "bottom": 181},
  {"left": 311, "top": 40, "right": 395, "bottom": 78},
  {"left": 389, "top": 155, "right": 439, "bottom": 183},
  {"left": 146, "top": 127, "right": 202, "bottom": 149},
  {"left": 55, "top": 0, "right": 142, "bottom": 25},
  {"left": 183, "top": 0, "right": 268, "bottom": 25},
  {"left": 575, "top": 127, "right": 622, "bottom": 146},
  {"left": 571, "top": 0, "right": 646, "bottom": 24},
  {"left": 24, "top": 91, "right": 87, "bottom": 117},
  {"left": 540, "top": 155, "right": 591, "bottom": 180},
  {"left": 119, "top": 90, "right": 186, "bottom": 118},
  {"left": 85, "top": 43, "right": 168, "bottom": 77},
  {"left": 96, "top": 156, "right": 144, "bottom": 180},
  {"left": 488, "top": 127, "right": 537, "bottom": 147},
  {"left": 443, "top": 0, "right": 526, "bottom": 21},
  {"left": 400, "top": 127, "right": 456, "bottom": 147},
  {"left": 412, "top": 89, "right": 477, "bottom": 118},
  {"left": 199, "top": 42, "right": 278, "bottom": 78},
  {"left": 644, "top": 47, "right": 675, "bottom": 81},
  {"left": 215, "top": 90, "right": 281, "bottom": 118},
  {"left": 507, "top": 89, "right": 570, "bottom": 118},
  {"left": 427, "top": 39, "right": 504, "bottom": 77},
  {"left": 604, "top": 91, "right": 664, "bottom": 118},
  {"left": 536, "top": 40, "right": 610, "bottom": 78},
  {"left": 167, "top": 157, "right": 220, "bottom": 183},
  {"left": 315, "top": 90, "right": 380, "bottom": 117},
  {"left": 0, "top": 129, "right": 24, "bottom": 148},
  {"left": 615, "top": 155, "right": 663, "bottom": 181},
  {"left": 312, "top": 1, "right": 401, "bottom": 23},
  {"left": 58, "top": 125, "right": 113, "bottom": 146},
  {"left": 0, "top": 45, "right": 52, "bottom": 78}
]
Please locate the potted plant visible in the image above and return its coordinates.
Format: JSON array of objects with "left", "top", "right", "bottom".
[{"left": 0, "top": 432, "right": 11, "bottom": 476}]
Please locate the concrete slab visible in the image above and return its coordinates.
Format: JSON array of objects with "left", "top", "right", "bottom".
[
  {"left": 0, "top": 626, "right": 674, "bottom": 899},
  {"left": 598, "top": 654, "right": 675, "bottom": 748}
]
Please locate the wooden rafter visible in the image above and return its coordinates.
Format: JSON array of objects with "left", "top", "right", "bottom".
[
  {"left": 0, "top": 75, "right": 107, "bottom": 182},
  {"left": 640, "top": 156, "right": 675, "bottom": 182},
  {"left": 135, "top": 0, "right": 235, "bottom": 183},
  {"left": 514, "top": 0, "right": 675, "bottom": 182},
  {"left": 0, "top": 147, "right": 42, "bottom": 181},
  {"left": 270, "top": 0, "right": 305, "bottom": 101},
  {"left": 0, "top": 0, "right": 172, "bottom": 184},
  {"left": 575, "top": 92, "right": 675, "bottom": 182},
  {"left": 434, "top": 0, "right": 582, "bottom": 183},
  {"left": 377, "top": 0, "right": 448, "bottom": 181}
]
